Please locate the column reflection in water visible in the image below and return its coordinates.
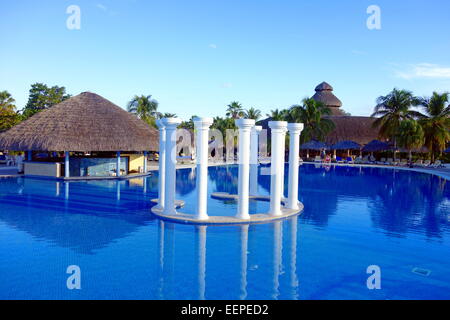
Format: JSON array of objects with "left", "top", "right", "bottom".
[
  {"left": 272, "top": 221, "right": 283, "bottom": 300},
  {"left": 157, "top": 220, "right": 165, "bottom": 299},
  {"left": 64, "top": 182, "right": 70, "bottom": 201},
  {"left": 143, "top": 177, "right": 147, "bottom": 194},
  {"left": 196, "top": 225, "right": 207, "bottom": 300},
  {"left": 56, "top": 181, "right": 60, "bottom": 197},
  {"left": 116, "top": 181, "right": 121, "bottom": 202},
  {"left": 239, "top": 224, "right": 249, "bottom": 300},
  {"left": 289, "top": 216, "right": 299, "bottom": 299},
  {"left": 158, "top": 220, "right": 175, "bottom": 299}
]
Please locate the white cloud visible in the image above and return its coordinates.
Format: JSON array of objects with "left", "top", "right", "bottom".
[
  {"left": 394, "top": 63, "right": 450, "bottom": 80},
  {"left": 96, "top": 4, "right": 107, "bottom": 11},
  {"left": 208, "top": 44, "right": 217, "bottom": 49},
  {"left": 351, "top": 50, "right": 367, "bottom": 55}
]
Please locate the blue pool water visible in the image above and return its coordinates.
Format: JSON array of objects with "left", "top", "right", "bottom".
[{"left": 0, "top": 164, "right": 449, "bottom": 300}]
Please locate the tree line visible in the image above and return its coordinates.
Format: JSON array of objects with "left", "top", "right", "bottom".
[{"left": 1, "top": 84, "right": 448, "bottom": 161}]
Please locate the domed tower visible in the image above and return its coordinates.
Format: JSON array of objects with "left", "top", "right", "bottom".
[{"left": 311, "top": 82, "right": 343, "bottom": 116}]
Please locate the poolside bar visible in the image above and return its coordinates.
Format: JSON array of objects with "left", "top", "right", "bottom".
[{"left": 0, "top": 92, "right": 158, "bottom": 179}]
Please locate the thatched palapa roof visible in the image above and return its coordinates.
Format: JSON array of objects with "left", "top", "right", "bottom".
[
  {"left": 300, "top": 140, "right": 328, "bottom": 150},
  {"left": 311, "top": 82, "right": 343, "bottom": 116},
  {"left": 324, "top": 116, "right": 379, "bottom": 145},
  {"left": 0, "top": 92, "right": 158, "bottom": 152}
]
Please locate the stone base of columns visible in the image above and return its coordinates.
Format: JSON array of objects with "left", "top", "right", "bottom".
[
  {"left": 150, "top": 193, "right": 303, "bottom": 225},
  {"left": 150, "top": 199, "right": 186, "bottom": 209}
]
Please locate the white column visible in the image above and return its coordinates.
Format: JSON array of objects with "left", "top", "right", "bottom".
[
  {"left": 280, "top": 128, "right": 287, "bottom": 198},
  {"left": 156, "top": 120, "right": 166, "bottom": 210},
  {"left": 268, "top": 121, "right": 287, "bottom": 216},
  {"left": 235, "top": 119, "right": 255, "bottom": 220},
  {"left": 287, "top": 123, "right": 304, "bottom": 210},
  {"left": 250, "top": 126, "right": 262, "bottom": 196},
  {"left": 162, "top": 117, "right": 182, "bottom": 215},
  {"left": 64, "top": 151, "right": 70, "bottom": 178},
  {"left": 116, "top": 151, "right": 121, "bottom": 177},
  {"left": 143, "top": 151, "right": 148, "bottom": 173},
  {"left": 194, "top": 117, "right": 213, "bottom": 220}
]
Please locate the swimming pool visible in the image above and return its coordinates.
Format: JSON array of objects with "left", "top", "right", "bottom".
[{"left": 0, "top": 164, "right": 449, "bottom": 299}]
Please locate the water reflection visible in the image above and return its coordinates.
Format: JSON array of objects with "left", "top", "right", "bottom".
[
  {"left": 156, "top": 218, "right": 295, "bottom": 300},
  {"left": 0, "top": 177, "right": 156, "bottom": 254}
]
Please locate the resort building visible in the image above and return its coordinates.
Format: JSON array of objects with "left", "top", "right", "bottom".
[
  {"left": 258, "top": 81, "right": 381, "bottom": 157},
  {"left": 0, "top": 92, "right": 158, "bottom": 178},
  {"left": 313, "top": 82, "right": 379, "bottom": 145}
]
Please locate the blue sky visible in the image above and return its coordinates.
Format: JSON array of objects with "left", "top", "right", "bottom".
[{"left": 1, "top": 0, "right": 450, "bottom": 119}]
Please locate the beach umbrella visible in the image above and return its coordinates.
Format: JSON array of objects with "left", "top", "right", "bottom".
[
  {"left": 300, "top": 140, "right": 328, "bottom": 159},
  {"left": 330, "top": 140, "right": 361, "bottom": 157},
  {"left": 300, "top": 140, "right": 328, "bottom": 150},
  {"left": 330, "top": 140, "right": 361, "bottom": 150},
  {"left": 362, "top": 140, "right": 390, "bottom": 152}
]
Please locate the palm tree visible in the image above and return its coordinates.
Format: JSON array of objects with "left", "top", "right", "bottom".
[
  {"left": 0, "top": 91, "right": 16, "bottom": 109},
  {"left": 0, "top": 91, "right": 21, "bottom": 131},
  {"left": 371, "top": 89, "right": 422, "bottom": 149},
  {"left": 417, "top": 92, "right": 450, "bottom": 162},
  {"left": 266, "top": 108, "right": 287, "bottom": 121},
  {"left": 396, "top": 119, "right": 424, "bottom": 162},
  {"left": 288, "top": 98, "right": 335, "bottom": 143},
  {"left": 244, "top": 107, "right": 262, "bottom": 120},
  {"left": 127, "top": 95, "right": 159, "bottom": 127},
  {"left": 159, "top": 112, "right": 177, "bottom": 118},
  {"left": 226, "top": 101, "right": 244, "bottom": 119}
]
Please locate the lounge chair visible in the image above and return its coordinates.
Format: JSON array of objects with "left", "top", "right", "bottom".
[
  {"left": 354, "top": 156, "right": 363, "bottom": 164},
  {"left": 336, "top": 156, "right": 344, "bottom": 163},
  {"left": 361, "top": 156, "right": 370, "bottom": 164},
  {"left": 398, "top": 159, "right": 408, "bottom": 167},
  {"left": 422, "top": 160, "right": 431, "bottom": 167},
  {"left": 314, "top": 156, "right": 322, "bottom": 163},
  {"left": 369, "top": 155, "right": 376, "bottom": 163},
  {"left": 414, "top": 159, "right": 423, "bottom": 167},
  {"left": 377, "top": 157, "right": 386, "bottom": 165},
  {"left": 430, "top": 160, "right": 444, "bottom": 168}
]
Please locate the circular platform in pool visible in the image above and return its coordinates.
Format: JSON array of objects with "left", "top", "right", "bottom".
[{"left": 151, "top": 192, "right": 304, "bottom": 225}]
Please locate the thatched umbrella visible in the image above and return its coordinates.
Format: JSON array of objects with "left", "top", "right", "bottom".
[
  {"left": 330, "top": 140, "right": 361, "bottom": 157},
  {"left": 0, "top": 92, "right": 158, "bottom": 152},
  {"left": 300, "top": 140, "right": 328, "bottom": 158},
  {"left": 362, "top": 140, "right": 390, "bottom": 152}
]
